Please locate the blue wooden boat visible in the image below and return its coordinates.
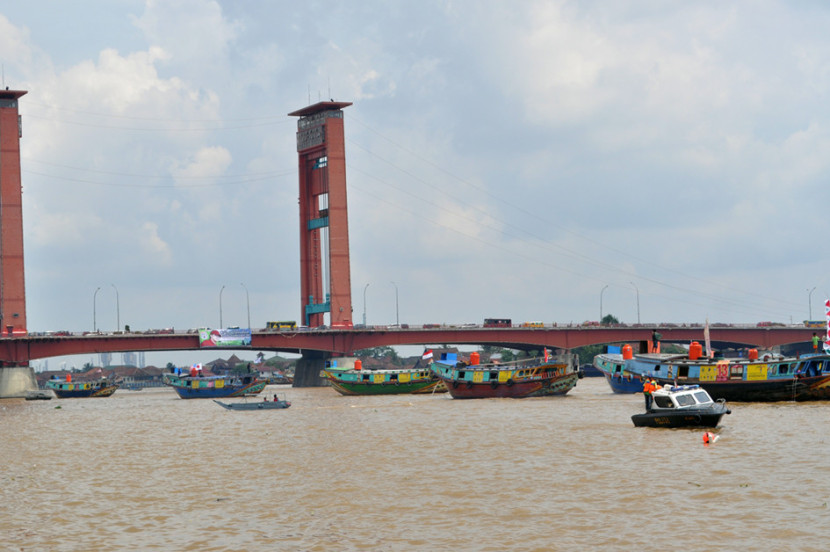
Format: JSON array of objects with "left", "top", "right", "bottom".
[
  {"left": 591, "top": 356, "right": 644, "bottom": 394},
  {"left": 45, "top": 377, "right": 118, "bottom": 398},
  {"left": 162, "top": 372, "right": 266, "bottom": 399},
  {"left": 594, "top": 349, "right": 830, "bottom": 402}
]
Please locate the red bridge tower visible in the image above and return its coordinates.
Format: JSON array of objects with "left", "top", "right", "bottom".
[
  {"left": 288, "top": 101, "right": 354, "bottom": 329},
  {"left": 0, "top": 89, "right": 28, "bottom": 337}
]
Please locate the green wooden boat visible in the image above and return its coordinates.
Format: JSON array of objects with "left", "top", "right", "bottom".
[{"left": 322, "top": 365, "right": 446, "bottom": 396}]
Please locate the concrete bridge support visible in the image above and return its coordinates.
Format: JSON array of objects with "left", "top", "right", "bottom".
[
  {"left": 293, "top": 350, "right": 331, "bottom": 387},
  {"left": 0, "top": 366, "right": 38, "bottom": 398}
]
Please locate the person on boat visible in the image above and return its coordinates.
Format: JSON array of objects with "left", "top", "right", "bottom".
[
  {"left": 651, "top": 330, "right": 662, "bottom": 353},
  {"left": 273, "top": 394, "right": 279, "bottom": 402},
  {"left": 812, "top": 333, "right": 820, "bottom": 352},
  {"left": 643, "top": 377, "right": 654, "bottom": 411}
]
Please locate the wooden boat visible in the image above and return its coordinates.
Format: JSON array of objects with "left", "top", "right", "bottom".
[
  {"left": 45, "top": 377, "right": 118, "bottom": 398},
  {"left": 430, "top": 351, "right": 580, "bottom": 399},
  {"left": 214, "top": 395, "right": 291, "bottom": 410},
  {"left": 321, "top": 358, "right": 446, "bottom": 395},
  {"left": 25, "top": 390, "right": 53, "bottom": 400},
  {"left": 632, "top": 384, "right": 731, "bottom": 428},
  {"left": 594, "top": 346, "right": 830, "bottom": 402},
  {"left": 591, "top": 355, "right": 644, "bottom": 394},
  {"left": 162, "top": 372, "right": 266, "bottom": 399}
]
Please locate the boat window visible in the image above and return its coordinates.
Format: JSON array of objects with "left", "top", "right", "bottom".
[
  {"left": 654, "top": 396, "right": 674, "bottom": 408},
  {"left": 678, "top": 365, "right": 689, "bottom": 378},
  {"left": 654, "top": 365, "right": 662, "bottom": 372},
  {"left": 390, "top": 374, "right": 398, "bottom": 381},
  {"left": 458, "top": 371, "right": 467, "bottom": 379},
  {"left": 729, "top": 365, "right": 743, "bottom": 379},
  {"left": 489, "top": 372, "right": 498, "bottom": 381},
  {"left": 692, "top": 391, "right": 712, "bottom": 405},
  {"left": 361, "top": 374, "right": 370, "bottom": 381},
  {"left": 777, "top": 364, "right": 790, "bottom": 375},
  {"left": 676, "top": 394, "right": 696, "bottom": 407}
]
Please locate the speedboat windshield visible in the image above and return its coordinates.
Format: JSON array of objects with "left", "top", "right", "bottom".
[{"left": 693, "top": 391, "right": 713, "bottom": 404}]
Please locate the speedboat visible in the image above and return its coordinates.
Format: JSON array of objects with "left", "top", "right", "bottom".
[{"left": 632, "top": 384, "right": 730, "bottom": 428}]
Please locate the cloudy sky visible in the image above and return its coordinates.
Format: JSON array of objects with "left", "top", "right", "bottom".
[{"left": 2, "top": 1, "right": 830, "bottom": 367}]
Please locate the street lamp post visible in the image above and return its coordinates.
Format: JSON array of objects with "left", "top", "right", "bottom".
[
  {"left": 240, "top": 283, "right": 251, "bottom": 329},
  {"left": 111, "top": 284, "right": 120, "bottom": 331},
  {"left": 390, "top": 281, "right": 399, "bottom": 327},
  {"left": 600, "top": 284, "right": 609, "bottom": 323},
  {"left": 219, "top": 285, "right": 225, "bottom": 328},
  {"left": 630, "top": 282, "right": 640, "bottom": 324},
  {"left": 93, "top": 287, "right": 101, "bottom": 332},
  {"left": 363, "top": 283, "right": 370, "bottom": 326},
  {"left": 808, "top": 286, "right": 816, "bottom": 320}
]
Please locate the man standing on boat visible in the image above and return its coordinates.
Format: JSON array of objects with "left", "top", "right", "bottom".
[
  {"left": 812, "top": 333, "right": 819, "bottom": 352},
  {"left": 651, "top": 330, "right": 662, "bottom": 353},
  {"left": 643, "top": 377, "right": 654, "bottom": 411}
]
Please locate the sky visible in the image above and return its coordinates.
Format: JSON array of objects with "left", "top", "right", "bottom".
[{"left": 2, "top": 1, "right": 830, "bottom": 369}]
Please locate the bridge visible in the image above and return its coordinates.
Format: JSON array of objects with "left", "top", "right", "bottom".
[
  {"left": 1, "top": 324, "right": 817, "bottom": 362},
  {"left": 0, "top": 90, "right": 819, "bottom": 395}
]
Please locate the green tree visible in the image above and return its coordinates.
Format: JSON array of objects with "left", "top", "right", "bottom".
[{"left": 601, "top": 314, "right": 619, "bottom": 325}]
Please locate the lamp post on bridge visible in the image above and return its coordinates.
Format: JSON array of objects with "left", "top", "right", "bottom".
[
  {"left": 240, "top": 283, "right": 251, "bottom": 329},
  {"left": 363, "top": 283, "right": 369, "bottom": 326},
  {"left": 111, "top": 284, "right": 120, "bottom": 331},
  {"left": 808, "top": 286, "right": 816, "bottom": 320},
  {"left": 390, "top": 281, "right": 399, "bottom": 327},
  {"left": 600, "top": 284, "right": 609, "bottom": 323},
  {"left": 219, "top": 285, "right": 225, "bottom": 328},
  {"left": 630, "top": 281, "right": 640, "bottom": 324},
  {"left": 93, "top": 287, "right": 101, "bottom": 332}
]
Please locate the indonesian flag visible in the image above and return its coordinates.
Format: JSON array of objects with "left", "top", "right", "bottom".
[
  {"left": 422, "top": 349, "right": 434, "bottom": 360},
  {"left": 824, "top": 300, "right": 830, "bottom": 352}
]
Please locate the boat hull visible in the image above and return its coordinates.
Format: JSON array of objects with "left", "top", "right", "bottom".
[
  {"left": 214, "top": 399, "right": 291, "bottom": 410},
  {"left": 45, "top": 380, "right": 118, "bottom": 398},
  {"left": 162, "top": 374, "right": 267, "bottom": 399},
  {"left": 430, "top": 356, "right": 579, "bottom": 399},
  {"left": 631, "top": 405, "right": 729, "bottom": 428},
  {"left": 322, "top": 368, "right": 446, "bottom": 396},
  {"left": 594, "top": 353, "right": 830, "bottom": 402}
]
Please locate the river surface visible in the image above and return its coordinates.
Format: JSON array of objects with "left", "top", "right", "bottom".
[{"left": 2, "top": 377, "right": 828, "bottom": 551}]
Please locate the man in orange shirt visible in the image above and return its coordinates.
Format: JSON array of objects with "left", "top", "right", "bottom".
[{"left": 642, "top": 376, "right": 654, "bottom": 411}]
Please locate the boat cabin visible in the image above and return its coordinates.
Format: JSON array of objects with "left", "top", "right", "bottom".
[{"left": 652, "top": 385, "right": 715, "bottom": 410}]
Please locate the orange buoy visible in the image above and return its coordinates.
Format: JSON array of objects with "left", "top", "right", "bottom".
[
  {"left": 689, "top": 341, "right": 702, "bottom": 360},
  {"left": 354, "top": 359, "right": 362, "bottom": 371},
  {"left": 748, "top": 348, "right": 758, "bottom": 360},
  {"left": 470, "top": 352, "right": 480, "bottom": 365},
  {"left": 622, "top": 344, "right": 633, "bottom": 360},
  {"left": 702, "top": 432, "right": 718, "bottom": 445}
]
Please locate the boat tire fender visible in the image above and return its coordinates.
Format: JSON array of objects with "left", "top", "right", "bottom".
[
  {"left": 466, "top": 381, "right": 474, "bottom": 389},
  {"left": 452, "top": 381, "right": 459, "bottom": 389},
  {"left": 507, "top": 378, "right": 515, "bottom": 387},
  {"left": 490, "top": 380, "right": 498, "bottom": 388}
]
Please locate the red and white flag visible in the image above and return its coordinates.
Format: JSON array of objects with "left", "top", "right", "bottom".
[
  {"left": 544, "top": 348, "right": 550, "bottom": 362},
  {"left": 704, "top": 318, "right": 713, "bottom": 358},
  {"left": 422, "top": 349, "right": 434, "bottom": 360}
]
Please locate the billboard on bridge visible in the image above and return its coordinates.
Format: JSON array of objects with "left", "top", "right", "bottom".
[{"left": 198, "top": 327, "right": 252, "bottom": 348}]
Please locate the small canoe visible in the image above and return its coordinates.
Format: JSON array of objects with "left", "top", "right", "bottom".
[{"left": 213, "top": 398, "right": 291, "bottom": 410}]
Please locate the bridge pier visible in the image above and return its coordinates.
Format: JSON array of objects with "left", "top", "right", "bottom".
[
  {"left": 0, "top": 366, "right": 38, "bottom": 398},
  {"left": 293, "top": 350, "right": 331, "bottom": 387}
]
